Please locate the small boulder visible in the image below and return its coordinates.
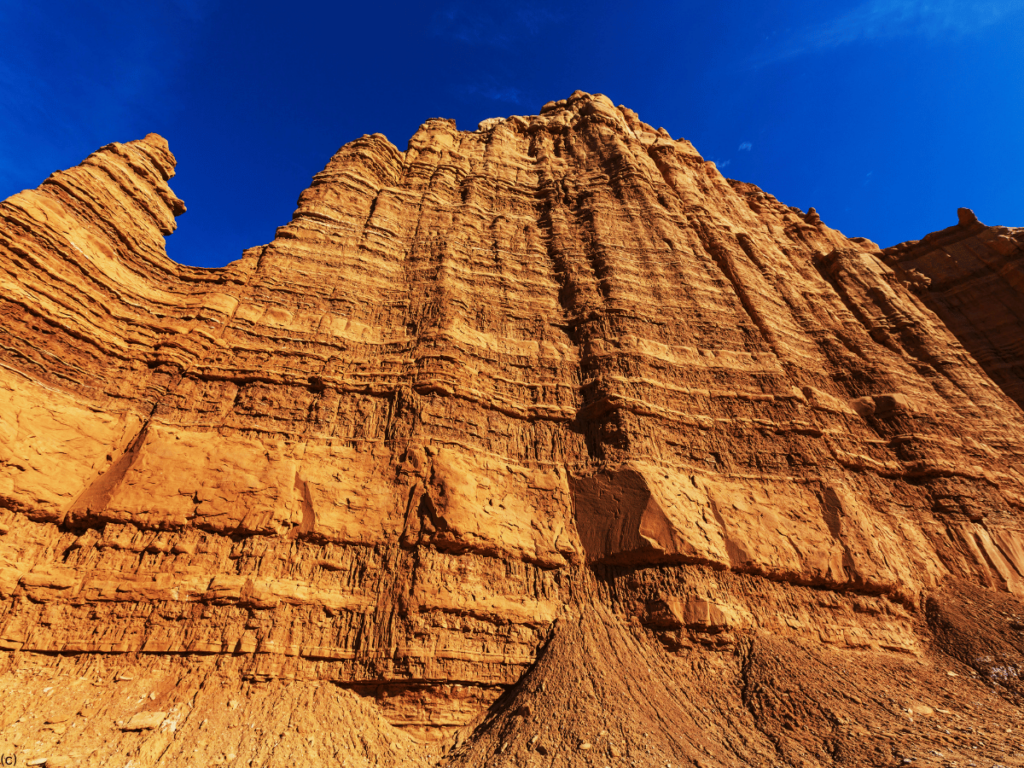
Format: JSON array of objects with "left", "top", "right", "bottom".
[
  {"left": 957, "top": 207, "right": 980, "bottom": 226},
  {"left": 121, "top": 711, "right": 167, "bottom": 731}
]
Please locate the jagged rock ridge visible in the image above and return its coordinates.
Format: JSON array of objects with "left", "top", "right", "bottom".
[{"left": 1, "top": 91, "right": 1024, "bottom": 766}]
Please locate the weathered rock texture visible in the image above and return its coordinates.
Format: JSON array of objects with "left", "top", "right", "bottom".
[
  {"left": 1, "top": 91, "right": 1024, "bottom": 767},
  {"left": 883, "top": 207, "right": 1024, "bottom": 411}
]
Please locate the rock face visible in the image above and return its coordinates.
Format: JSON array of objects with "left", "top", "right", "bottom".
[
  {"left": 883, "top": 207, "right": 1024, "bottom": 410},
  {"left": 1, "top": 91, "right": 1024, "bottom": 766}
]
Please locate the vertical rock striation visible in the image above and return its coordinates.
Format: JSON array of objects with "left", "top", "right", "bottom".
[{"left": 1, "top": 92, "right": 1024, "bottom": 766}]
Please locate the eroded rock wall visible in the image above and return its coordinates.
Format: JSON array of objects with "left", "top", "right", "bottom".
[
  {"left": 883, "top": 207, "right": 1024, "bottom": 410},
  {"left": 1, "top": 92, "right": 1024, "bottom": 767}
]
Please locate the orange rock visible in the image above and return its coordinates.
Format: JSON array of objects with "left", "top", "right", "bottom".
[
  {"left": 0, "top": 92, "right": 1023, "bottom": 766},
  {"left": 884, "top": 209, "right": 1024, "bottom": 410}
]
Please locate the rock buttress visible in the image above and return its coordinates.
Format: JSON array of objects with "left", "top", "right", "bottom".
[{"left": 883, "top": 207, "right": 1024, "bottom": 410}]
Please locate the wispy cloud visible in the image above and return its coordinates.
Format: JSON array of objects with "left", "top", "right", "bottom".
[
  {"left": 738, "top": 142, "right": 753, "bottom": 151},
  {"left": 430, "top": 3, "right": 564, "bottom": 47},
  {"left": 168, "top": 0, "right": 218, "bottom": 22},
  {"left": 459, "top": 83, "right": 524, "bottom": 104},
  {"left": 756, "top": 0, "right": 1024, "bottom": 64}
]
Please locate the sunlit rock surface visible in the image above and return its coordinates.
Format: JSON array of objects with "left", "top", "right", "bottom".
[{"left": 2, "top": 93, "right": 1024, "bottom": 766}]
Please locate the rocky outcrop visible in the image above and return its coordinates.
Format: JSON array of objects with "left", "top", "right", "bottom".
[
  {"left": 1, "top": 92, "right": 1024, "bottom": 766},
  {"left": 883, "top": 207, "right": 1024, "bottom": 410}
]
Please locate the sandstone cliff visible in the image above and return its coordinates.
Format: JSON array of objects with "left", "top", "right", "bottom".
[
  {"left": 884, "top": 207, "right": 1024, "bottom": 411},
  {"left": 1, "top": 91, "right": 1024, "bottom": 767}
]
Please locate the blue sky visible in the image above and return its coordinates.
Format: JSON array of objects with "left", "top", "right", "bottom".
[{"left": 1, "top": 0, "right": 1021, "bottom": 267}]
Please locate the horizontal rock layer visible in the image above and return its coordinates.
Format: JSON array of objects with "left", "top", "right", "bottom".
[{"left": 1, "top": 92, "right": 1024, "bottom": 766}]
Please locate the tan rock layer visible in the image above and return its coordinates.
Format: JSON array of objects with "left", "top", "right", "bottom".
[{"left": 1, "top": 92, "right": 1023, "bottom": 765}]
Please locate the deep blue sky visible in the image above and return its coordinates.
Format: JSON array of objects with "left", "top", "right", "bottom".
[{"left": 1, "top": 0, "right": 1021, "bottom": 267}]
